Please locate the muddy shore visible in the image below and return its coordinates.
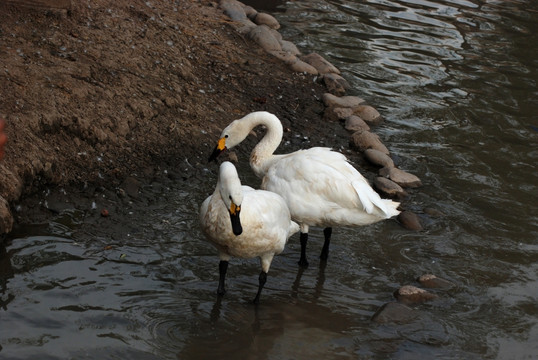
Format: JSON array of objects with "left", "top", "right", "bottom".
[{"left": 0, "top": 0, "right": 411, "bottom": 237}]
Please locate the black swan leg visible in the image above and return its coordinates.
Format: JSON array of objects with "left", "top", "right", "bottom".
[
  {"left": 252, "top": 271, "right": 267, "bottom": 304},
  {"left": 217, "top": 260, "right": 228, "bottom": 296},
  {"left": 298, "top": 232, "right": 309, "bottom": 268},
  {"left": 320, "top": 227, "right": 332, "bottom": 261}
]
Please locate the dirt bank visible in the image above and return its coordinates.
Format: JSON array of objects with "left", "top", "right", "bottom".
[{"left": 0, "top": 0, "right": 367, "bottom": 234}]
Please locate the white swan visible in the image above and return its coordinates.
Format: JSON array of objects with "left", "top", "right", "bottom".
[
  {"left": 200, "top": 161, "right": 299, "bottom": 303},
  {"left": 209, "top": 111, "right": 400, "bottom": 267}
]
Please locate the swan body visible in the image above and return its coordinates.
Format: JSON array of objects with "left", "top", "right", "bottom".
[
  {"left": 209, "top": 111, "right": 400, "bottom": 267},
  {"left": 200, "top": 161, "right": 299, "bottom": 303}
]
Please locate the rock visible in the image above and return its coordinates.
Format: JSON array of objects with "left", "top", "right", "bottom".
[
  {"left": 424, "top": 207, "right": 445, "bottom": 218},
  {"left": 371, "top": 302, "right": 418, "bottom": 324},
  {"left": 344, "top": 115, "right": 370, "bottom": 132},
  {"left": 235, "top": 18, "right": 257, "bottom": 35},
  {"left": 0, "top": 195, "right": 13, "bottom": 234},
  {"left": 324, "top": 107, "right": 354, "bottom": 122},
  {"left": 364, "top": 148, "right": 394, "bottom": 168},
  {"left": 248, "top": 25, "right": 282, "bottom": 52},
  {"left": 417, "top": 274, "right": 455, "bottom": 289},
  {"left": 397, "top": 210, "right": 423, "bottom": 231},
  {"left": 219, "top": 0, "right": 247, "bottom": 21},
  {"left": 374, "top": 177, "right": 407, "bottom": 198},
  {"left": 379, "top": 167, "right": 422, "bottom": 188},
  {"left": 300, "top": 53, "right": 340, "bottom": 75},
  {"left": 121, "top": 176, "right": 141, "bottom": 198},
  {"left": 394, "top": 285, "right": 437, "bottom": 304},
  {"left": 280, "top": 40, "right": 301, "bottom": 56},
  {"left": 287, "top": 58, "right": 318, "bottom": 75},
  {"left": 349, "top": 130, "right": 390, "bottom": 155},
  {"left": 321, "top": 93, "right": 366, "bottom": 108},
  {"left": 322, "top": 73, "right": 350, "bottom": 96},
  {"left": 353, "top": 105, "right": 383, "bottom": 125},
  {"left": 268, "top": 27, "right": 282, "bottom": 42},
  {"left": 253, "top": 12, "right": 280, "bottom": 29},
  {"left": 268, "top": 50, "right": 296, "bottom": 63},
  {"left": 0, "top": 165, "right": 23, "bottom": 201},
  {"left": 242, "top": 5, "right": 257, "bottom": 19}
]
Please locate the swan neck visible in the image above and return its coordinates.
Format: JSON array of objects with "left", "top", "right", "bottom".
[{"left": 247, "top": 113, "right": 283, "bottom": 177}]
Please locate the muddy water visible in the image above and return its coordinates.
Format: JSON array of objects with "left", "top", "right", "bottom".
[{"left": 2, "top": 0, "right": 537, "bottom": 359}]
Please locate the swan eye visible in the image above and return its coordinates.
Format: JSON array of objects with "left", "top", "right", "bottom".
[{"left": 225, "top": 135, "right": 229, "bottom": 138}]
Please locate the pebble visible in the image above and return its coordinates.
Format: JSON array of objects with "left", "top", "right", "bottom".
[
  {"left": 364, "top": 148, "right": 394, "bottom": 168},
  {"left": 374, "top": 177, "right": 407, "bottom": 198},
  {"left": 253, "top": 12, "right": 280, "bottom": 29},
  {"left": 379, "top": 166, "right": 422, "bottom": 188},
  {"left": 322, "top": 73, "right": 350, "bottom": 96},
  {"left": 288, "top": 58, "right": 318, "bottom": 75},
  {"left": 349, "top": 130, "right": 390, "bottom": 155},
  {"left": 424, "top": 207, "right": 445, "bottom": 218},
  {"left": 394, "top": 285, "right": 437, "bottom": 304},
  {"left": 248, "top": 25, "right": 281, "bottom": 52},
  {"left": 324, "top": 106, "right": 353, "bottom": 122},
  {"left": 371, "top": 302, "right": 418, "bottom": 324},
  {"left": 344, "top": 115, "right": 370, "bottom": 132},
  {"left": 397, "top": 210, "right": 423, "bottom": 231},
  {"left": 321, "top": 93, "right": 366, "bottom": 108},
  {"left": 353, "top": 105, "right": 383, "bottom": 125},
  {"left": 220, "top": 0, "right": 247, "bottom": 21},
  {"left": 280, "top": 40, "right": 301, "bottom": 56},
  {"left": 300, "top": 53, "right": 340, "bottom": 75},
  {"left": 417, "top": 274, "right": 455, "bottom": 289}
]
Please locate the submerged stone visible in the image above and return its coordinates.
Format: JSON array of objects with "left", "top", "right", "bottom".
[
  {"left": 397, "top": 210, "right": 423, "bottom": 231},
  {"left": 394, "top": 285, "right": 438, "bottom": 304},
  {"left": 371, "top": 302, "right": 418, "bottom": 324},
  {"left": 417, "top": 274, "right": 455, "bottom": 289}
]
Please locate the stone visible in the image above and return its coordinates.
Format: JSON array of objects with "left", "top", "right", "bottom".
[
  {"left": 417, "top": 274, "right": 455, "bottom": 289},
  {"left": 371, "top": 302, "right": 418, "bottom": 324},
  {"left": 322, "top": 73, "right": 350, "bottom": 96},
  {"left": 242, "top": 5, "right": 257, "bottom": 19},
  {"left": 253, "top": 12, "right": 280, "bottom": 29},
  {"left": 397, "top": 210, "right": 423, "bottom": 231},
  {"left": 248, "top": 25, "right": 282, "bottom": 52},
  {"left": 424, "top": 207, "right": 445, "bottom": 218},
  {"left": 121, "top": 176, "right": 141, "bottom": 198},
  {"left": 374, "top": 177, "right": 407, "bottom": 198},
  {"left": 379, "top": 167, "right": 422, "bottom": 188},
  {"left": 364, "top": 148, "right": 394, "bottom": 168},
  {"left": 287, "top": 58, "right": 318, "bottom": 75},
  {"left": 235, "top": 18, "right": 257, "bottom": 35},
  {"left": 353, "top": 105, "right": 383, "bottom": 125},
  {"left": 394, "top": 285, "right": 437, "bottom": 304},
  {"left": 321, "top": 93, "right": 366, "bottom": 108},
  {"left": 349, "top": 130, "right": 390, "bottom": 155},
  {"left": 300, "top": 53, "right": 340, "bottom": 74},
  {"left": 219, "top": 0, "right": 247, "bottom": 21},
  {"left": 344, "top": 115, "right": 370, "bottom": 132},
  {"left": 268, "top": 50, "right": 296, "bottom": 64},
  {"left": 324, "top": 107, "right": 353, "bottom": 122},
  {"left": 280, "top": 40, "right": 301, "bottom": 56}
]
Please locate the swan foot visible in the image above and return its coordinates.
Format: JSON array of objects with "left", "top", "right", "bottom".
[
  {"left": 319, "top": 227, "right": 332, "bottom": 261},
  {"left": 299, "top": 232, "right": 309, "bottom": 268},
  {"left": 252, "top": 271, "right": 267, "bottom": 304}
]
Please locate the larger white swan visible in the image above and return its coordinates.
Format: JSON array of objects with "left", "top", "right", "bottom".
[
  {"left": 200, "top": 161, "right": 299, "bottom": 303},
  {"left": 209, "top": 111, "right": 400, "bottom": 267}
]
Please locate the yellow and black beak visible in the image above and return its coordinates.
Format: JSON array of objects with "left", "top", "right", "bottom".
[
  {"left": 208, "top": 137, "right": 227, "bottom": 163},
  {"left": 229, "top": 202, "right": 242, "bottom": 236}
]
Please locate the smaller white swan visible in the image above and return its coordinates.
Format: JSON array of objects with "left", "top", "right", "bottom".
[
  {"left": 200, "top": 161, "right": 299, "bottom": 303},
  {"left": 209, "top": 111, "right": 400, "bottom": 267}
]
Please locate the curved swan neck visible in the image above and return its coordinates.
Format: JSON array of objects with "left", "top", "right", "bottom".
[{"left": 242, "top": 112, "right": 283, "bottom": 178}]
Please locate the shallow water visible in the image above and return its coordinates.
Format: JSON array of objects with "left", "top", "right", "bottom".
[{"left": 1, "top": 0, "right": 537, "bottom": 359}]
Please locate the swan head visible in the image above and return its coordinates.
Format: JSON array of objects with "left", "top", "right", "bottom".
[
  {"left": 219, "top": 161, "right": 243, "bottom": 236},
  {"left": 208, "top": 119, "right": 250, "bottom": 162}
]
